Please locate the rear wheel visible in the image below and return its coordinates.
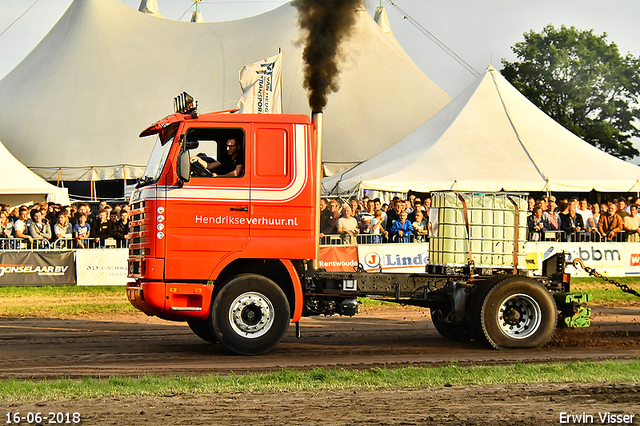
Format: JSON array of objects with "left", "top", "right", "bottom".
[
  {"left": 430, "top": 305, "right": 472, "bottom": 340},
  {"left": 470, "top": 277, "right": 557, "bottom": 349},
  {"left": 211, "top": 274, "right": 290, "bottom": 355},
  {"left": 188, "top": 319, "right": 217, "bottom": 343}
]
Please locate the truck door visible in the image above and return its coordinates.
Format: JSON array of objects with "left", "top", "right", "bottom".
[
  {"left": 245, "top": 123, "right": 316, "bottom": 260},
  {"left": 164, "top": 125, "right": 251, "bottom": 281}
]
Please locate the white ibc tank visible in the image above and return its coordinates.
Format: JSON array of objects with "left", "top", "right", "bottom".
[{"left": 429, "top": 192, "right": 527, "bottom": 268}]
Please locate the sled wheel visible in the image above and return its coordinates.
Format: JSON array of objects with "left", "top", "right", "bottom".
[{"left": 211, "top": 274, "right": 290, "bottom": 355}]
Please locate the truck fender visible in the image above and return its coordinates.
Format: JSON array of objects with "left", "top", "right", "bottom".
[
  {"left": 208, "top": 255, "right": 303, "bottom": 323},
  {"left": 280, "top": 259, "right": 303, "bottom": 323}
]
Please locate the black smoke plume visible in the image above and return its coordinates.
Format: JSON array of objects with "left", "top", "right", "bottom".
[{"left": 292, "top": 0, "right": 361, "bottom": 112}]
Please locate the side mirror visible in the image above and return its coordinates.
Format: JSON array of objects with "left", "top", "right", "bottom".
[{"left": 177, "top": 151, "right": 191, "bottom": 183}]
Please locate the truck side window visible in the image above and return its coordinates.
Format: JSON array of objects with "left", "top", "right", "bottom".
[{"left": 186, "top": 128, "right": 245, "bottom": 178}]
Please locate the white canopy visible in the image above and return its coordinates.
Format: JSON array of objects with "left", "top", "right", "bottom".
[
  {"left": 322, "top": 66, "right": 640, "bottom": 194},
  {"left": 0, "top": 0, "right": 450, "bottom": 181},
  {"left": 0, "top": 140, "right": 68, "bottom": 208}
]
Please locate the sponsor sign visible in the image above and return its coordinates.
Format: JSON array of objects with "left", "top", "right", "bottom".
[
  {"left": 76, "top": 249, "right": 132, "bottom": 285},
  {"left": 318, "top": 246, "right": 358, "bottom": 272},
  {"left": 0, "top": 251, "right": 75, "bottom": 286},
  {"left": 358, "top": 243, "right": 429, "bottom": 273},
  {"left": 526, "top": 241, "right": 640, "bottom": 277}
]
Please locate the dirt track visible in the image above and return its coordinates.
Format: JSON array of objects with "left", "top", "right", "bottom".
[{"left": 1, "top": 304, "right": 639, "bottom": 425}]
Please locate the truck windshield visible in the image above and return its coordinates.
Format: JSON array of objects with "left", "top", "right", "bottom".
[{"left": 137, "top": 124, "right": 178, "bottom": 188}]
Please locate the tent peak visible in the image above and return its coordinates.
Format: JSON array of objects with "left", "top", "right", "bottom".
[
  {"left": 138, "top": 0, "right": 164, "bottom": 18},
  {"left": 486, "top": 64, "right": 496, "bottom": 72}
]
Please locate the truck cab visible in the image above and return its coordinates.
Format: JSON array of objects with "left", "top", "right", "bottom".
[{"left": 128, "top": 94, "right": 317, "bottom": 354}]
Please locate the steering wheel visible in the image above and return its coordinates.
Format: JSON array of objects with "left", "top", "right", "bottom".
[{"left": 190, "top": 160, "right": 213, "bottom": 177}]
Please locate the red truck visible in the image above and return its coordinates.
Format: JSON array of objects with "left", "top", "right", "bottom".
[{"left": 127, "top": 93, "right": 590, "bottom": 355}]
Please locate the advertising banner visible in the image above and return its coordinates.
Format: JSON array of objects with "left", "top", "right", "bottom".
[
  {"left": 358, "top": 243, "right": 429, "bottom": 273},
  {"left": 76, "top": 249, "right": 132, "bottom": 285},
  {"left": 236, "top": 53, "right": 283, "bottom": 114},
  {"left": 526, "top": 241, "right": 640, "bottom": 277},
  {"left": 0, "top": 251, "right": 75, "bottom": 286},
  {"left": 318, "top": 246, "right": 359, "bottom": 272}
]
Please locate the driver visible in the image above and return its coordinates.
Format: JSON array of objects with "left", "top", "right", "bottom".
[{"left": 190, "top": 138, "right": 244, "bottom": 177}]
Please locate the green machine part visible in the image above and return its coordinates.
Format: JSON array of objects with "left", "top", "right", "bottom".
[{"left": 553, "top": 293, "right": 592, "bottom": 328}]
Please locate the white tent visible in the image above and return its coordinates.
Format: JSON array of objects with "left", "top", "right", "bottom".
[
  {"left": 0, "top": 140, "right": 69, "bottom": 208},
  {"left": 0, "top": 0, "right": 450, "bottom": 181},
  {"left": 322, "top": 66, "right": 640, "bottom": 195}
]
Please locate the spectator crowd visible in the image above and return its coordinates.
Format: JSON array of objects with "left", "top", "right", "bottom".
[
  {"left": 0, "top": 200, "right": 131, "bottom": 249},
  {"left": 320, "top": 195, "right": 430, "bottom": 244},
  {"left": 527, "top": 195, "right": 640, "bottom": 242},
  {"left": 319, "top": 193, "right": 640, "bottom": 245}
]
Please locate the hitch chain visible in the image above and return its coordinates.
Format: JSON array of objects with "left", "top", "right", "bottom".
[{"left": 572, "top": 258, "right": 640, "bottom": 298}]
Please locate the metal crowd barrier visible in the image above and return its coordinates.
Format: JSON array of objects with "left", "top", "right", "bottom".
[
  {"left": 0, "top": 237, "right": 128, "bottom": 251},
  {"left": 532, "top": 230, "right": 630, "bottom": 243},
  {"left": 320, "top": 233, "right": 428, "bottom": 245},
  {"left": 322, "top": 230, "right": 634, "bottom": 246}
]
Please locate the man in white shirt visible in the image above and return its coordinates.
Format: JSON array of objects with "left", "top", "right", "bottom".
[
  {"left": 14, "top": 207, "right": 33, "bottom": 244},
  {"left": 577, "top": 198, "right": 596, "bottom": 232},
  {"left": 337, "top": 204, "right": 359, "bottom": 245}
]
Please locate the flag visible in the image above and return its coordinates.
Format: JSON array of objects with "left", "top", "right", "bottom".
[{"left": 236, "top": 53, "right": 282, "bottom": 114}]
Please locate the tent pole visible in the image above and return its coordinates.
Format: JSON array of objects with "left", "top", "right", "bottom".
[
  {"left": 90, "top": 167, "right": 95, "bottom": 202},
  {"left": 123, "top": 165, "right": 127, "bottom": 199},
  {"left": 279, "top": 47, "right": 284, "bottom": 113}
]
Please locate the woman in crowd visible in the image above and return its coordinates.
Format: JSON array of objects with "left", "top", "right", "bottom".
[
  {"left": 9, "top": 207, "right": 19, "bottom": 222},
  {"left": 590, "top": 203, "right": 600, "bottom": 228},
  {"left": 412, "top": 209, "right": 429, "bottom": 243},
  {"left": 0, "top": 210, "right": 13, "bottom": 238},
  {"left": 623, "top": 205, "right": 640, "bottom": 242},
  {"left": 54, "top": 214, "right": 73, "bottom": 241}
]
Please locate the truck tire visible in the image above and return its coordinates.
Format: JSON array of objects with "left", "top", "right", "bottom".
[
  {"left": 430, "top": 306, "right": 472, "bottom": 341},
  {"left": 211, "top": 274, "right": 290, "bottom": 355},
  {"left": 470, "top": 277, "right": 557, "bottom": 349},
  {"left": 187, "top": 319, "right": 217, "bottom": 343}
]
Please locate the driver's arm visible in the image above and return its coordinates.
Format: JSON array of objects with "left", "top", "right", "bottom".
[
  {"left": 190, "top": 155, "right": 221, "bottom": 171},
  {"left": 216, "top": 164, "right": 244, "bottom": 178}
]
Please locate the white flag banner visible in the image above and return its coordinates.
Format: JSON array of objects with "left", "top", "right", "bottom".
[{"left": 236, "top": 53, "right": 282, "bottom": 114}]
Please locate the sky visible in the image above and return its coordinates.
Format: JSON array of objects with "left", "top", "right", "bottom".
[{"left": 1, "top": 0, "right": 639, "bottom": 151}]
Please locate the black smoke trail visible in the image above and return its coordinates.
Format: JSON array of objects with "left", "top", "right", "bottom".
[{"left": 292, "top": 0, "right": 362, "bottom": 112}]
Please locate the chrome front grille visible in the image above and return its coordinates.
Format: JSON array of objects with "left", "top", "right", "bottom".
[{"left": 129, "top": 201, "right": 147, "bottom": 256}]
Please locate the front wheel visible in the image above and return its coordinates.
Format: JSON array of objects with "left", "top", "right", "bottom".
[
  {"left": 471, "top": 277, "right": 557, "bottom": 349},
  {"left": 211, "top": 274, "right": 290, "bottom": 355}
]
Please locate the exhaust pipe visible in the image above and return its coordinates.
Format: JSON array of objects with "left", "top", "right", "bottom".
[{"left": 310, "top": 111, "right": 323, "bottom": 270}]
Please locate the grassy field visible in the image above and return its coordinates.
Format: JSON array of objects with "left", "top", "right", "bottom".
[
  {"left": 0, "top": 284, "right": 637, "bottom": 403},
  {"left": 0, "top": 360, "right": 639, "bottom": 401},
  {"left": 571, "top": 277, "right": 640, "bottom": 304},
  {"left": 0, "top": 277, "right": 637, "bottom": 317},
  {"left": 0, "top": 285, "right": 135, "bottom": 317}
]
